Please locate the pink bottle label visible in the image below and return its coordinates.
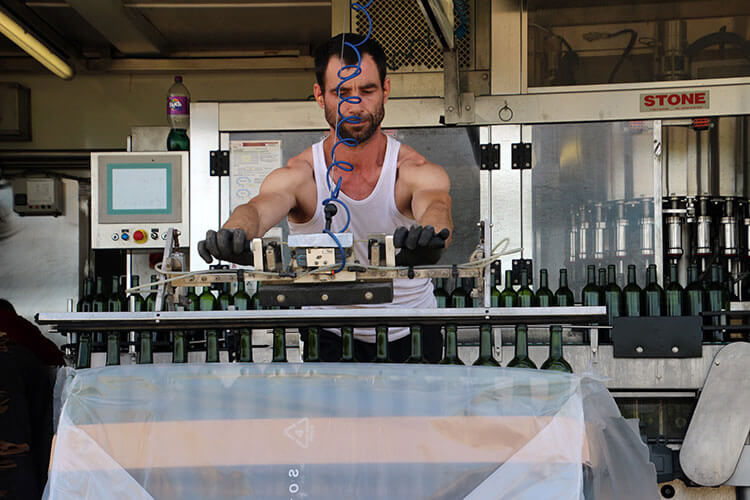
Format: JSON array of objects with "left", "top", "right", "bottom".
[{"left": 168, "top": 95, "right": 189, "bottom": 115}]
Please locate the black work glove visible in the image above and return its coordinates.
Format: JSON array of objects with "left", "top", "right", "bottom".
[
  {"left": 393, "top": 225, "right": 450, "bottom": 266},
  {"left": 197, "top": 228, "right": 254, "bottom": 265}
]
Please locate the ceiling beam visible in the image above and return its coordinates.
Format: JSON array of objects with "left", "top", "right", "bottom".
[
  {"left": 86, "top": 55, "right": 314, "bottom": 72},
  {"left": 66, "top": 0, "right": 167, "bottom": 55}
]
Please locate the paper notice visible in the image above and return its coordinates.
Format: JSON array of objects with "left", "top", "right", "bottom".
[{"left": 229, "top": 140, "right": 282, "bottom": 212}]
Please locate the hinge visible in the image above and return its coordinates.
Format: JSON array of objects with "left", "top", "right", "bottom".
[
  {"left": 210, "top": 150, "right": 230, "bottom": 176},
  {"left": 511, "top": 142, "right": 532, "bottom": 170},
  {"left": 480, "top": 143, "right": 500, "bottom": 170}
]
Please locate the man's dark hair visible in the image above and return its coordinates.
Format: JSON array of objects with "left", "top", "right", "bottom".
[
  {"left": 314, "top": 33, "right": 387, "bottom": 90},
  {"left": 0, "top": 298, "right": 15, "bottom": 313}
]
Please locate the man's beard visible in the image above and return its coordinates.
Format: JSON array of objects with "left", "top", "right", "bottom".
[{"left": 324, "top": 102, "right": 385, "bottom": 144}]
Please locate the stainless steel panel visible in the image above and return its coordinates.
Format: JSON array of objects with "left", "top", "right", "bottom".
[
  {"left": 728, "top": 446, "right": 750, "bottom": 487},
  {"left": 680, "top": 342, "right": 750, "bottom": 486}
]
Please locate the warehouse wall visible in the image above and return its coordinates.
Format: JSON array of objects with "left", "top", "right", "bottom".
[{"left": 0, "top": 70, "right": 317, "bottom": 150}]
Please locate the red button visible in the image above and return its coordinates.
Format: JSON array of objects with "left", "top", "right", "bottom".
[{"left": 134, "top": 230, "right": 145, "bottom": 241}]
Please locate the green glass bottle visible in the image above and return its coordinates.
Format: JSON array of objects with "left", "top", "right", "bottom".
[
  {"left": 139, "top": 332, "right": 153, "bottom": 364},
  {"left": 107, "top": 275, "right": 126, "bottom": 312},
  {"left": 306, "top": 327, "right": 320, "bottom": 363},
  {"left": 145, "top": 275, "right": 159, "bottom": 311},
  {"left": 77, "top": 278, "right": 94, "bottom": 312},
  {"left": 251, "top": 284, "right": 261, "bottom": 310},
  {"left": 473, "top": 323, "right": 500, "bottom": 366},
  {"left": 554, "top": 269, "right": 575, "bottom": 306},
  {"left": 706, "top": 263, "right": 729, "bottom": 341},
  {"left": 685, "top": 264, "right": 706, "bottom": 317},
  {"left": 272, "top": 327, "right": 287, "bottom": 362},
  {"left": 233, "top": 281, "right": 252, "bottom": 362},
  {"left": 129, "top": 275, "right": 146, "bottom": 312},
  {"left": 665, "top": 263, "right": 684, "bottom": 317},
  {"left": 581, "top": 265, "right": 602, "bottom": 307},
  {"left": 598, "top": 268, "right": 607, "bottom": 289},
  {"left": 339, "top": 326, "right": 355, "bottom": 362},
  {"left": 92, "top": 276, "right": 107, "bottom": 312},
  {"left": 643, "top": 264, "right": 664, "bottom": 316},
  {"left": 490, "top": 271, "right": 501, "bottom": 307},
  {"left": 517, "top": 269, "right": 534, "bottom": 307},
  {"left": 507, "top": 324, "right": 537, "bottom": 369},
  {"left": 434, "top": 278, "right": 450, "bottom": 308},
  {"left": 439, "top": 324, "right": 464, "bottom": 365},
  {"left": 604, "top": 265, "right": 622, "bottom": 327},
  {"left": 233, "top": 281, "right": 250, "bottom": 309},
  {"left": 172, "top": 331, "right": 187, "bottom": 363},
  {"left": 406, "top": 325, "right": 424, "bottom": 363},
  {"left": 167, "top": 128, "right": 190, "bottom": 151},
  {"left": 541, "top": 325, "right": 573, "bottom": 373},
  {"left": 205, "top": 330, "right": 219, "bottom": 362},
  {"left": 622, "top": 265, "right": 642, "bottom": 317},
  {"left": 76, "top": 333, "right": 92, "bottom": 369},
  {"left": 450, "top": 278, "right": 472, "bottom": 308},
  {"left": 217, "top": 283, "right": 233, "bottom": 311},
  {"left": 535, "top": 269, "right": 554, "bottom": 307},
  {"left": 374, "top": 325, "right": 391, "bottom": 362},
  {"left": 199, "top": 286, "right": 217, "bottom": 311},
  {"left": 105, "top": 332, "right": 120, "bottom": 366},
  {"left": 186, "top": 286, "right": 200, "bottom": 311},
  {"left": 500, "top": 270, "right": 518, "bottom": 307}
]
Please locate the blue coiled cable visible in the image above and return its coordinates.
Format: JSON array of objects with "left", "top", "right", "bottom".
[{"left": 323, "top": 0, "right": 374, "bottom": 273}]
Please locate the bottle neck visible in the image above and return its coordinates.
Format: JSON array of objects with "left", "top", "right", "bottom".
[
  {"left": 410, "top": 326, "right": 422, "bottom": 358},
  {"left": 376, "top": 326, "right": 389, "bottom": 360},
  {"left": 96, "top": 277, "right": 104, "bottom": 294},
  {"left": 504, "top": 271, "right": 514, "bottom": 290},
  {"left": 520, "top": 270, "right": 529, "bottom": 287},
  {"left": 711, "top": 265, "right": 721, "bottom": 283},
  {"left": 669, "top": 265, "right": 678, "bottom": 285},
  {"left": 444, "top": 325, "right": 459, "bottom": 359},
  {"left": 587, "top": 266, "right": 596, "bottom": 284},
  {"left": 627, "top": 266, "right": 637, "bottom": 285},
  {"left": 341, "top": 327, "right": 354, "bottom": 361},
  {"left": 607, "top": 266, "right": 616, "bottom": 285},
  {"left": 647, "top": 266, "right": 657, "bottom": 285},
  {"left": 549, "top": 327, "right": 563, "bottom": 360},
  {"left": 111, "top": 277, "right": 120, "bottom": 293},
  {"left": 688, "top": 266, "right": 698, "bottom": 284},
  {"left": 273, "top": 328, "right": 287, "bottom": 362},
  {"left": 598, "top": 269, "right": 606, "bottom": 288},
  {"left": 479, "top": 325, "right": 493, "bottom": 359},
  {"left": 131, "top": 276, "right": 140, "bottom": 287},
  {"left": 540, "top": 270, "right": 548, "bottom": 288},
  {"left": 306, "top": 327, "right": 320, "bottom": 361},
  {"left": 237, "top": 281, "right": 245, "bottom": 292},
  {"left": 559, "top": 269, "right": 568, "bottom": 288},
  {"left": 515, "top": 326, "right": 529, "bottom": 358}
]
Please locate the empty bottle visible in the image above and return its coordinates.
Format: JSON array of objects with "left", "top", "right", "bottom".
[
  {"left": 541, "top": 325, "right": 573, "bottom": 373},
  {"left": 172, "top": 331, "right": 187, "bottom": 363},
  {"left": 451, "top": 278, "right": 473, "bottom": 308},
  {"left": 643, "top": 264, "right": 664, "bottom": 316},
  {"left": 406, "top": 325, "right": 424, "bottom": 363},
  {"left": 305, "top": 327, "right": 320, "bottom": 363},
  {"left": 685, "top": 264, "right": 706, "bottom": 317},
  {"left": 555, "top": 268, "right": 575, "bottom": 306},
  {"left": 199, "top": 286, "right": 217, "bottom": 311},
  {"left": 374, "top": 325, "right": 391, "bottom": 362},
  {"left": 500, "top": 270, "right": 518, "bottom": 307},
  {"left": 107, "top": 276, "right": 126, "bottom": 312},
  {"left": 665, "top": 263, "right": 684, "bottom": 316},
  {"left": 139, "top": 332, "right": 153, "bottom": 364},
  {"left": 490, "top": 271, "right": 501, "bottom": 307},
  {"left": 535, "top": 269, "right": 554, "bottom": 307},
  {"left": 517, "top": 268, "right": 534, "bottom": 307},
  {"left": 129, "top": 275, "right": 146, "bottom": 312},
  {"left": 473, "top": 324, "right": 500, "bottom": 366},
  {"left": 186, "top": 286, "right": 200, "bottom": 311},
  {"left": 581, "top": 265, "right": 602, "bottom": 307},
  {"left": 77, "top": 278, "right": 94, "bottom": 312},
  {"left": 76, "top": 333, "right": 92, "bottom": 369},
  {"left": 439, "top": 324, "right": 463, "bottom": 365},
  {"left": 339, "top": 326, "right": 355, "bottom": 362},
  {"left": 623, "top": 264, "right": 642, "bottom": 316},
  {"left": 167, "top": 75, "right": 190, "bottom": 151},
  {"left": 434, "top": 278, "right": 450, "bottom": 308},
  {"left": 706, "top": 263, "right": 729, "bottom": 341},
  {"left": 507, "top": 324, "right": 537, "bottom": 369},
  {"left": 217, "top": 283, "right": 233, "bottom": 311},
  {"left": 105, "top": 332, "right": 120, "bottom": 366}
]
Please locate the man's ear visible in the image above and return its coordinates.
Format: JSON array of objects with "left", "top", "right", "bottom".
[
  {"left": 383, "top": 77, "right": 391, "bottom": 103},
  {"left": 313, "top": 83, "right": 325, "bottom": 109}
]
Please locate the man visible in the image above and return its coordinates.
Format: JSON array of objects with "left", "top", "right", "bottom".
[{"left": 198, "top": 33, "right": 453, "bottom": 362}]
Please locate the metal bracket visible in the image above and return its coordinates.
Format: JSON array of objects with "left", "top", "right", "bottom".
[
  {"left": 612, "top": 316, "right": 702, "bottom": 358},
  {"left": 480, "top": 143, "right": 500, "bottom": 170},
  {"left": 511, "top": 259, "right": 533, "bottom": 286},
  {"left": 210, "top": 150, "right": 230, "bottom": 176},
  {"left": 511, "top": 142, "right": 532, "bottom": 169},
  {"left": 443, "top": 49, "right": 475, "bottom": 125}
]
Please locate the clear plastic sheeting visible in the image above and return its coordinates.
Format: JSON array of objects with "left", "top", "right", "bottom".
[{"left": 44, "top": 364, "right": 657, "bottom": 500}]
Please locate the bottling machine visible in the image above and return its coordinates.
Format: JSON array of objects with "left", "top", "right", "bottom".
[{"left": 34, "top": 0, "right": 750, "bottom": 498}]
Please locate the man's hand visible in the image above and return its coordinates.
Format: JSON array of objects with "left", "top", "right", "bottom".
[
  {"left": 197, "top": 228, "right": 254, "bottom": 265},
  {"left": 393, "top": 225, "right": 450, "bottom": 266}
]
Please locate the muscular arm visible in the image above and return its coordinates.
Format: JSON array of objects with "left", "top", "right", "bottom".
[
  {"left": 404, "top": 160, "right": 453, "bottom": 246},
  {"left": 222, "top": 160, "right": 310, "bottom": 238}
]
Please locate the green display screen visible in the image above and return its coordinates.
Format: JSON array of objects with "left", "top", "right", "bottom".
[{"left": 106, "top": 163, "right": 172, "bottom": 215}]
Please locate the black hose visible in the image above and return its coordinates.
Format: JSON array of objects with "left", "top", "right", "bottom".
[
  {"left": 685, "top": 30, "right": 750, "bottom": 60},
  {"left": 607, "top": 29, "right": 637, "bottom": 83}
]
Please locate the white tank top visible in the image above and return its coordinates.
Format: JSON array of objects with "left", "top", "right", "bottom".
[{"left": 287, "top": 135, "right": 436, "bottom": 342}]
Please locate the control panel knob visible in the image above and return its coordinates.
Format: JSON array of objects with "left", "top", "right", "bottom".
[
  {"left": 111, "top": 234, "right": 119, "bottom": 241},
  {"left": 121, "top": 232, "right": 130, "bottom": 241},
  {"left": 133, "top": 230, "right": 147, "bottom": 243}
]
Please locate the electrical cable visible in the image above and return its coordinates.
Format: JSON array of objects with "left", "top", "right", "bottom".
[{"left": 323, "top": 0, "right": 374, "bottom": 273}]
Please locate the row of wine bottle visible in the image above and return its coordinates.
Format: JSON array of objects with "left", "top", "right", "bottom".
[
  {"left": 436, "top": 263, "right": 731, "bottom": 326},
  {"left": 74, "top": 322, "right": 572, "bottom": 373}
]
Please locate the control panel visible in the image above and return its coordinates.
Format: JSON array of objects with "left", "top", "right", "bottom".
[
  {"left": 12, "top": 176, "right": 63, "bottom": 216},
  {"left": 91, "top": 152, "right": 189, "bottom": 249}
]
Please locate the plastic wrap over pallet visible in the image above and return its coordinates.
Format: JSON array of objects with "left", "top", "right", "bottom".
[{"left": 44, "top": 364, "right": 657, "bottom": 500}]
